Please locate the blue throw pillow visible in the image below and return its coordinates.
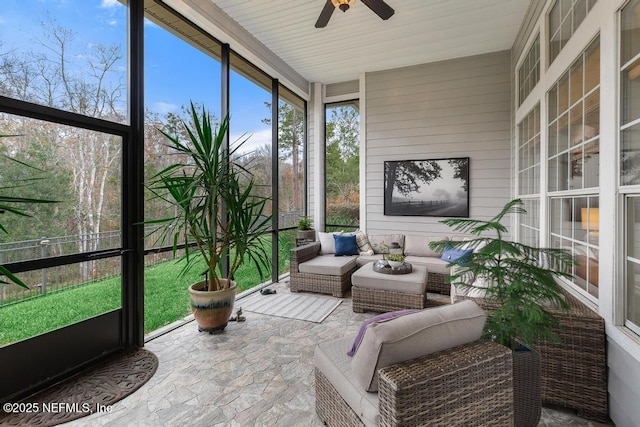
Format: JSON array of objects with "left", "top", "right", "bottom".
[
  {"left": 334, "top": 234, "right": 359, "bottom": 256},
  {"left": 440, "top": 247, "right": 473, "bottom": 263}
]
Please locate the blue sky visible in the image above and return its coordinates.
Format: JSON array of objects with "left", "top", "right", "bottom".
[{"left": 0, "top": 0, "right": 273, "bottom": 150}]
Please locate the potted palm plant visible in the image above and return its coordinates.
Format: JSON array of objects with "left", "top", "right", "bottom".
[
  {"left": 429, "top": 199, "right": 573, "bottom": 427},
  {"left": 147, "top": 103, "right": 272, "bottom": 333}
]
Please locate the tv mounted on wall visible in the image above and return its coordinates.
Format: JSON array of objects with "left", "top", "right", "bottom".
[{"left": 384, "top": 157, "right": 470, "bottom": 217}]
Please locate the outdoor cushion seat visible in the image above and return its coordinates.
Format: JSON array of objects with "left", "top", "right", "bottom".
[
  {"left": 314, "top": 301, "right": 514, "bottom": 426},
  {"left": 355, "top": 254, "right": 385, "bottom": 267},
  {"left": 405, "top": 255, "right": 450, "bottom": 275},
  {"left": 351, "top": 262, "right": 427, "bottom": 295},
  {"left": 289, "top": 234, "right": 472, "bottom": 298},
  {"left": 290, "top": 242, "right": 356, "bottom": 297},
  {"left": 298, "top": 254, "right": 357, "bottom": 276},
  {"left": 315, "top": 337, "right": 380, "bottom": 426}
]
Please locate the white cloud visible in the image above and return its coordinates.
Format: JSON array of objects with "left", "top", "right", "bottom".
[
  {"left": 100, "top": 0, "right": 119, "bottom": 8},
  {"left": 153, "top": 102, "right": 179, "bottom": 115},
  {"left": 0, "top": 17, "right": 5, "bottom": 25},
  {"left": 108, "top": 19, "right": 117, "bottom": 26},
  {"left": 230, "top": 128, "right": 271, "bottom": 155}
]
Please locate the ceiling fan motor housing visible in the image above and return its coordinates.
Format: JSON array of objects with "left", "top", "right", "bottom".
[{"left": 331, "top": 0, "right": 355, "bottom": 12}]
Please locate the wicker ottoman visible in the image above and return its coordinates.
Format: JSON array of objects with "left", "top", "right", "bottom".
[{"left": 351, "top": 263, "right": 428, "bottom": 313}]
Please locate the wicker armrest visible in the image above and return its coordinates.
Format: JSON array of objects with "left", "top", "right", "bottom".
[
  {"left": 377, "top": 340, "right": 513, "bottom": 427},
  {"left": 290, "top": 241, "right": 321, "bottom": 267},
  {"left": 457, "top": 289, "right": 608, "bottom": 421}
]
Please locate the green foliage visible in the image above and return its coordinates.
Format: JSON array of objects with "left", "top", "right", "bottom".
[
  {"left": 386, "top": 253, "right": 405, "bottom": 263},
  {"left": 429, "top": 199, "right": 573, "bottom": 350},
  {"left": 0, "top": 141, "right": 73, "bottom": 242},
  {"left": 326, "top": 204, "right": 359, "bottom": 226},
  {"left": 325, "top": 105, "right": 359, "bottom": 205},
  {"left": 145, "top": 103, "right": 272, "bottom": 291},
  {"left": 0, "top": 277, "right": 122, "bottom": 346},
  {"left": 0, "top": 135, "right": 60, "bottom": 289},
  {"left": 297, "top": 215, "right": 313, "bottom": 230},
  {"left": 0, "top": 236, "right": 292, "bottom": 346}
]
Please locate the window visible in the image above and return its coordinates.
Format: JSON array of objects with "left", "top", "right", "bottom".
[
  {"left": 277, "top": 85, "right": 306, "bottom": 276},
  {"left": 550, "top": 196, "right": 599, "bottom": 298},
  {"left": 0, "top": 0, "right": 128, "bottom": 346},
  {"left": 518, "top": 105, "right": 541, "bottom": 196},
  {"left": 518, "top": 35, "right": 540, "bottom": 106},
  {"left": 549, "top": 0, "right": 597, "bottom": 64},
  {"left": 0, "top": 117, "right": 123, "bottom": 343},
  {"left": 547, "top": 37, "right": 600, "bottom": 300},
  {"left": 548, "top": 38, "right": 600, "bottom": 192},
  {"left": 621, "top": 0, "right": 640, "bottom": 334},
  {"left": 517, "top": 105, "right": 541, "bottom": 247},
  {"left": 625, "top": 198, "right": 640, "bottom": 334},
  {"left": 325, "top": 101, "right": 360, "bottom": 230},
  {"left": 142, "top": 6, "right": 223, "bottom": 331},
  {"left": 0, "top": 0, "right": 128, "bottom": 124}
]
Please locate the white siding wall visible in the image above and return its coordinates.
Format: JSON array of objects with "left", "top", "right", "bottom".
[{"left": 363, "top": 51, "right": 513, "bottom": 236}]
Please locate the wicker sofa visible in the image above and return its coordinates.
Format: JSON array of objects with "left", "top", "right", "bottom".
[
  {"left": 454, "top": 285, "right": 608, "bottom": 422},
  {"left": 314, "top": 301, "right": 514, "bottom": 426},
  {"left": 289, "top": 233, "right": 457, "bottom": 297}
]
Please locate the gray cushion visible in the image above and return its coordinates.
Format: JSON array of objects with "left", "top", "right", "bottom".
[
  {"left": 298, "top": 255, "right": 357, "bottom": 276},
  {"left": 314, "top": 337, "right": 379, "bottom": 427},
  {"left": 404, "top": 235, "right": 448, "bottom": 257},
  {"left": 405, "top": 256, "right": 451, "bottom": 275},
  {"left": 368, "top": 234, "right": 405, "bottom": 254},
  {"left": 355, "top": 254, "right": 385, "bottom": 267},
  {"left": 351, "top": 263, "right": 427, "bottom": 294},
  {"left": 351, "top": 300, "right": 486, "bottom": 392}
]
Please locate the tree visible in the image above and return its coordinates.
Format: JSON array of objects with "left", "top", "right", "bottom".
[
  {"left": 0, "top": 17, "right": 125, "bottom": 265},
  {"left": 325, "top": 104, "right": 360, "bottom": 224},
  {"left": 449, "top": 158, "right": 469, "bottom": 192},
  {"left": 262, "top": 101, "right": 304, "bottom": 214},
  {"left": 384, "top": 160, "right": 442, "bottom": 213},
  {"left": 0, "top": 130, "right": 73, "bottom": 242}
]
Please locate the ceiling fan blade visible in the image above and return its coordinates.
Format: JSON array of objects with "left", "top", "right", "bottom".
[
  {"left": 315, "top": 0, "right": 335, "bottom": 28},
  {"left": 361, "top": 0, "right": 395, "bottom": 20}
]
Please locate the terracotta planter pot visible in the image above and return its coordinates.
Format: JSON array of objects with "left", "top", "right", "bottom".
[
  {"left": 188, "top": 280, "right": 236, "bottom": 333},
  {"left": 513, "top": 344, "right": 541, "bottom": 427}
]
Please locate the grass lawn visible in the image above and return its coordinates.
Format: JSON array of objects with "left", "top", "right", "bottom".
[{"left": 0, "top": 234, "right": 294, "bottom": 346}]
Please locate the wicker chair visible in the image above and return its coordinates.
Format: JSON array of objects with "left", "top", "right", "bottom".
[
  {"left": 315, "top": 340, "right": 514, "bottom": 426},
  {"left": 425, "top": 271, "right": 449, "bottom": 294},
  {"left": 289, "top": 242, "right": 356, "bottom": 297},
  {"left": 457, "top": 288, "right": 608, "bottom": 422}
]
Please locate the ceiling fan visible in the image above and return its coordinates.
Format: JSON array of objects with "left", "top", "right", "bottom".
[{"left": 315, "top": 0, "right": 395, "bottom": 28}]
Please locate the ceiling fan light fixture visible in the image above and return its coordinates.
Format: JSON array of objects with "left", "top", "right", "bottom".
[{"left": 331, "top": 0, "right": 356, "bottom": 12}]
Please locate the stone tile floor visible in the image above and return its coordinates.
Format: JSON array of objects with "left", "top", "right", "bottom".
[{"left": 67, "top": 280, "right": 614, "bottom": 426}]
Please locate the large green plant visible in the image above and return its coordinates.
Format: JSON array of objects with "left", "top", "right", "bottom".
[
  {"left": 0, "top": 135, "right": 58, "bottom": 288},
  {"left": 146, "top": 104, "right": 272, "bottom": 292},
  {"left": 429, "top": 199, "right": 573, "bottom": 350}
]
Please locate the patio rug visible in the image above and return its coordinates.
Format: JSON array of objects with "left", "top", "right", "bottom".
[
  {"left": 0, "top": 348, "right": 158, "bottom": 427},
  {"left": 239, "top": 291, "right": 342, "bottom": 323}
]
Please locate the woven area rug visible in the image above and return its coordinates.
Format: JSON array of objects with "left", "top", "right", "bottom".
[
  {"left": 239, "top": 291, "right": 342, "bottom": 323},
  {"left": 0, "top": 348, "right": 158, "bottom": 427}
]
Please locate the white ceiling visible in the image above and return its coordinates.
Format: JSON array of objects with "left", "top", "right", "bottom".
[{"left": 208, "top": 0, "right": 533, "bottom": 85}]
